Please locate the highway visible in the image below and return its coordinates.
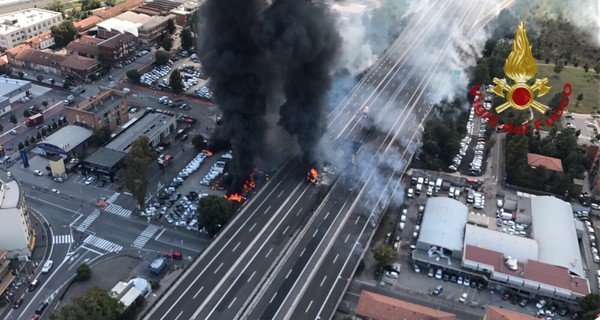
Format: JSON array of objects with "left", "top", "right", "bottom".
[{"left": 143, "top": 1, "right": 512, "bottom": 319}]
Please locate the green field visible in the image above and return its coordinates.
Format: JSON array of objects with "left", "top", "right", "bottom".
[{"left": 535, "top": 63, "right": 600, "bottom": 114}]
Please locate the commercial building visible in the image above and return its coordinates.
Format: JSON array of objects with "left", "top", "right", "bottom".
[
  {"left": 171, "top": 2, "right": 199, "bottom": 26},
  {"left": 0, "top": 77, "right": 31, "bottom": 114},
  {"left": 80, "top": 147, "right": 126, "bottom": 181},
  {"left": 110, "top": 280, "right": 145, "bottom": 309},
  {"left": 96, "top": 18, "right": 138, "bottom": 39},
  {"left": 483, "top": 306, "right": 537, "bottom": 320},
  {"left": 413, "top": 195, "right": 590, "bottom": 303},
  {"left": 97, "top": 33, "right": 139, "bottom": 67},
  {"left": 0, "top": 178, "right": 34, "bottom": 259},
  {"left": 65, "top": 88, "right": 129, "bottom": 131},
  {"left": 35, "top": 125, "right": 93, "bottom": 158},
  {"left": 104, "top": 109, "right": 176, "bottom": 153},
  {"left": 0, "top": 9, "right": 63, "bottom": 50},
  {"left": 355, "top": 290, "right": 456, "bottom": 320}
]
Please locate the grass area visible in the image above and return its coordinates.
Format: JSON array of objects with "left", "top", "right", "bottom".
[{"left": 536, "top": 63, "right": 600, "bottom": 114}]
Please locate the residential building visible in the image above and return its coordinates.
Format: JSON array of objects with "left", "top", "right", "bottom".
[
  {"left": 65, "top": 88, "right": 129, "bottom": 131},
  {"left": 0, "top": 251, "right": 14, "bottom": 297},
  {"left": 171, "top": 2, "right": 200, "bottom": 26},
  {"left": 73, "top": 15, "right": 103, "bottom": 33},
  {"left": 115, "top": 11, "right": 175, "bottom": 47},
  {"left": 66, "top": 36, "right": 102, "bottom": 59},
  {"left": 355, "top": 290, "right": 456, "bottom": 320},
  {"left": 96, "top": 18, "right": 138, "bottom": 39},
  {"left": 527, "top": 153, "right": 564, "bottom": 173},
  {"left": 0, "top": 178, "right": 34, "bottom": 259},
  {"left": 60, "top": 54, "right": 102, "bottom": 80},
  {"left": 24, "top": 31, "right": 55, "bottom": 50},
  {"left": 483, "top": 306, "right": 537, "bottom": 320},
  {"left": 98, "top": 33, "right": 138, "bottom": 67},
  {"left": 0, "top": 9, "right": 62, "bottom": 50},
  {"left": 6, "top": 46, "right": 64, "bottom": 75}
]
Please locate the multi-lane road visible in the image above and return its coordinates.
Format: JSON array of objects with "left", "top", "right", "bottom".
[{"left": 144, "top": 1, "right": 512, "bottom": 319}]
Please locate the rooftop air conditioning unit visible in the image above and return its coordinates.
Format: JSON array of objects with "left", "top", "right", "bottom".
[{"left": 504, "top": 256, "right": 518, "bottom": 271}]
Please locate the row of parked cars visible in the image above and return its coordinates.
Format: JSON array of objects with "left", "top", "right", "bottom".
[
  {"left": 141, "top": 65, "right": 172, "bottom": 86},
  {"left": 115, "top": 50, "right": 147, "bottom": 68},
  {"left": 196, "top": 85, "right": 214, "bottom": 101},
  {"left": 200, "top": 151, "right": 232, "bottom": 186}
]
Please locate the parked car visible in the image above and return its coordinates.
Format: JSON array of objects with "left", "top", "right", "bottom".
[
  {"left": 432, "top": 285, "right": 443, "bottom": 295},
  {"left": 33, "top": 170, "right": 43, "bottom": 176},
  {"left": 459, "top": 293, "right": 468, "bottom": 303},
  {"left": 41, "top": 260, "right": 53, "bottom": 273}
]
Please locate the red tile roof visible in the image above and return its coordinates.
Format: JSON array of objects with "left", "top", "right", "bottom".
[
  {"left": 60, "top": 54, "right": 100, "bottom": 71},
  {"left": 355, "top": 290, "right": 456, "bottom": 320},
  {"left": 485, "top": 306, "right": 537, "bottom": 320},
  {"left": 73, "top": 16, "right": 103, "bottom": 31},
  {"left": 14, "top": 48, "right": 65, "bottom": 67},
  {"left": 463, "top": 245, "right": 590, "bottom": 296},
  {"left": 25, "top": 31, "right": 53, "bottom": 45},
  {"left": 66, "top": 38, "right": 100, "bottom": 56},
  {"left": 527, "top": 153, "right": 563, "bottom": 173},
  {"left": 96, "top": 0, "right": 145, "bottom": 19}
]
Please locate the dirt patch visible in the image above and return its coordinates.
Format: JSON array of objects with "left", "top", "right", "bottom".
[{"left": 61, "top": 256, "right": 142, "bottom": 305}]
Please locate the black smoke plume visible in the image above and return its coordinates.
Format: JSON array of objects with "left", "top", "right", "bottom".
[
  {"left": 197, "top": 0, "right": 273, "bottom": 191},
  {"left": 260, "top": 0, "right": 341, "bottom": 167}
]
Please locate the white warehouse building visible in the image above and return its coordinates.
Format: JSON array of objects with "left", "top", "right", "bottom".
[{"left": 0, "top": 9, "right": 63, "bottom": 50}]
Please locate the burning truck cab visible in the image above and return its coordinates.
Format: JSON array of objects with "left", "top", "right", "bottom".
[
  {"left": 307, "top": 168, "right": 319, "bottom": 186},
  {"left": 307, "top": 165, "right": 335, "bottom": 187}
]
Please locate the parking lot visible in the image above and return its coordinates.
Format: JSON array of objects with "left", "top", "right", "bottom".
[{"left": 562, "top": 112, "right": 597, "bottom": 142}]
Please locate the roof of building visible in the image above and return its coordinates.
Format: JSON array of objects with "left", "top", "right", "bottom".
[
  {"left": 105, "top": 111, "right": 175, "bottom": 153},
  {"left": 73, "top": 16, "right": 103, "bottom": 31},
  {"left": 0, "top": 180, "right": 20, "bottom": 209},
  {"left": 13, "top": 48, "right": 65, "bottom": 67},
  {"left": 4, "top": 44, "right": 27, "bottom": 58},
  {"left": 115, "top": 11, "right": 152, "bottom": 26},
  {"left": 418, "top": 198, "right": 468, "bottom": 252},
  {"left": 66, "top": 37, "right": 102, "bottom": 56},
  {"left": 98, "top": 33, "right": 137, "bottom": 49},
  {"left": 71, "top": 89, "right": 126, "bottom": 115},
  {"left": 527, "top": 153, "right": 563, "bottom": 173},
  {"left": 96, "top": 0, "right": 145, "bottom": 19},
  {"left": 37, "top": 125, "right": 93, "bottom": 153},
  {"left": 463, "top": 245, "right": 590, "bottom": 297},
  {"left": 0, "top": 78, "right": 31, "bottom": 98},
  {"left": 464, "top": 225, "right": 538, "bottom": 263},
  {"left": 485, "top": 306, "right": 537, "bottom": 320},
  {"left": 139, "top": 14, "right": 174, "bottom": 31},
  {"left": 355, "top": 290, "right": 456, "bottom": 320},
  {"left": 135, "top": 0, "right": 182, "bottom": 14},
  {"left": 25, "top": 31, "right": 53, "bottom": 46},
  {"left": 97, "top": 18, "right": 139, "bottom": 37},
  {"left": 529, "top": 196, "right": 584, "bottom": 276},
  {"left": 60, "top": 54, "right": 100, "bottom": 71},
  {"left": 84, "top": 147, "right": 127, "bottom": 169},
  {"left": 120, "top": 286, "right": 142, "bottom": 307},
  {"left": 0, "top": 9, "right": 62, "bottom": 35}
]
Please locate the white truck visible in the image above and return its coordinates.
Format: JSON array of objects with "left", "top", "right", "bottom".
[{"left": 435, "top": 178, "right": 443, "bottom": 191}]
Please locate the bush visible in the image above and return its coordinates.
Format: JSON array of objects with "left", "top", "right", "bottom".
[
  {"left": 76, "top": 263, "right": 91, "bottom": 281},
  {"left": 150, "top": 280, "right": 160, "bottom": 290}
]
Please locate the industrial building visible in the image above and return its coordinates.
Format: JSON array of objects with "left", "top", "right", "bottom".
[
  {"left": 0, "top": 9, "right": 63, "bottom": 50},
  {"left": 80, "top": 147, "right": 127, "bottom": 181},
  {"left": 104, "top": 109, "right": 176, "bottom": 153},
  {"left": 0, "top": 178, "right": 33, "bottom": 259},
  {"left": 413, "top": 195, "right": 590, "bottom": 303},
  {"left": 0, "top": 77, "right": 31, "bottom": 114},
  {"left": 35, "top": 125, "right": 93, "bottom": 158}
]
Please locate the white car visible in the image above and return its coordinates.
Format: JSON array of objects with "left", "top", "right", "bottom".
[
  {"left": 41, "top": 260, "right": 53, "bottom": 273},
  {"left": 536, "top": 299, "right": 547, "bottom": 309},
  {"left": 84, "top": 176, "right": 95, "bottom": 185},
  {"left": 33, "top": 170, "right": 43, "bottom": 176},
  {"left": 385, "top": 270, "right": 399, "bottom": 279}
]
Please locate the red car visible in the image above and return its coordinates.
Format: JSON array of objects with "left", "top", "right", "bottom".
[
  {"left": 501, "top": 291, "right": 511, "bottom": 301},
  {"left": 164, "top": 251, "right": 182, "bottom": 260}
]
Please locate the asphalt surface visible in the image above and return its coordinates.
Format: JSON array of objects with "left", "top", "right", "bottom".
[{"left": 143, "top": 1, "right": 512, "bottom": 319}]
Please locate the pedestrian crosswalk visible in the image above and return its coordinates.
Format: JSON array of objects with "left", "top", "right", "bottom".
[
  {"left": 106, "top": 192, "right": 121, "bottom": 204},
  {"left": 105, "top": 204, "right": 132, "bottom": 218},
  {"left": 53, "top": 234, "right": 73, "bottom": 244},
  {"left": 83, "top": 235, "right": 123, "bottom": 253},
  {"left": 132, "top": 225, "right": 161, "bottom": 249},
  {"left": 76, "top": 210, "right": 101, "bottom": 232}
]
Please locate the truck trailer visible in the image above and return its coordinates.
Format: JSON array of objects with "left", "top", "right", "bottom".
[{"left": 25, "top": 113, "right": 44, "bottom": 127}]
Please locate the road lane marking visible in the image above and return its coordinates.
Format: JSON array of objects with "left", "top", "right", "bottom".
[
  {"left": 313, "top": 229, "right": 319, "bottom": 237},
  {"left": 323, "top": 211, "right": 330, "bottom": 220},
  {"left": 264, "top": 205, "right": 272, "bottom": 214},
  {"left": 154, "top": 228, "right": 166, "bottom": 240},
  {"left": 174, "top": 311, "right": 183, "bottom": 320},
  {"left": 344, "top": 234, "right": 350, "bottom": 243},
  {"left": 214, "top": 262, "right": 223, "bottom": 274},
  {"left": 320, "top": 276, "right": 327, "bottom": 287},
  {"left": 265, "top": 247, "right": 273, "bottom": 258},
  {"left": 232, "top": 242, "right": 240, "bottom": 252},
  {"left": 305, "top": 300, "right": 313, "bottom": 313},
  {"left": 282, "top": 226, "right": 289, "bottom": 235},
  {"left": 355, "top": 216, "right": 360, "bottom": 224},
  {"left": 193, "top": 286, "right": 204, "bottom": 299},
  {"left": 333, "top": 254, "right": 339, "bottom": 264},
  {"left": 285, "top": 269, "right": 292, "bottom": 279},
  {"left": 249, "top": 222, "right": 257, "bottom": 232},
  {"left": 297, "top": 208, "right": 302, "bottom": 216},
  {"left": 269, "top": 292, "right": 278, "bottom": 304},
  {"left": 227, "top": 297, "right": 237, "bottom": 309},
  {"left": 277, "top": 190, "right": 285, "bottom": 198},
  {"left": 247, "top": 271, "right": 256, "bottom": 283},
  {"left": 300, "top": 248, "right": 306, "bottom": 257}
]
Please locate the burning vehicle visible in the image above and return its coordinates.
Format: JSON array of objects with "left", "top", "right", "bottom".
[
  {"left": 307, "top": 165, "right": 335, "bottom": 187},
  {"left": 359, "top": 106, "right": 375, "bottom": 132}
]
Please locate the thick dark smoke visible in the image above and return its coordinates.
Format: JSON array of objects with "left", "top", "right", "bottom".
[
  {"left": 260, "top": 0, "right": 341, "bottom": 167},
  {"left": 196, "top": 0, "right": 273, "bottom": 191}
]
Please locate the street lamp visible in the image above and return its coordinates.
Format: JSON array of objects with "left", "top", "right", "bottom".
[{"left": 180, "top": 239, "right": 183, "bottom": 258}]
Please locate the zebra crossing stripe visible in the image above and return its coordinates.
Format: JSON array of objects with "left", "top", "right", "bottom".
[
  {"left": 105, "top": 204, "right": 132, "bottom": 218},
  {"left": 52, "top": 234, "right": 73, "bottom": 244},
  {"left": 83, "top": 235, "right": 123, "bottom": 253},
  {"left": 76, "top": 210, "right": 101, "bottom": 232},
  {"left": 132, "top": 225, "right": 161, "bottom": 249},
  {"left": 106, "top": 192, "right": 121, "bottom": 204}
]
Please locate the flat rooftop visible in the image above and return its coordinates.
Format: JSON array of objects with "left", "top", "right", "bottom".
[
  {"left": 71, "top": 90, "right": 125, "bottom": 116},
  {"left": 105, "top": 111, "right": 174, "bottom": 153},
  {"left": 0, "top": 78, "right": 30, "bottom": 97},
  {"left": 84, "top": 147, "right": 127, "bottom": 168},
  {"left": 0, "top": 9, "right": 61, "bottom": 35}
]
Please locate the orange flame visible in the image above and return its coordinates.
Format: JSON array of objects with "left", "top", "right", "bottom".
[
  {"left": 225, "top": 193, "right": 243, "bottom": 202},
  {"left": 202, "top": 150, "right": 213, "bottom": 156},
  {"left": 242, "top": 173, "right": 256, "bottom": 195},
  {"left": 308, "top": 168, "right": 318, "bottom": 184}
]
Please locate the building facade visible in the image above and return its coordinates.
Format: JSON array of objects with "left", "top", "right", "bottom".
[
  {"left": 0, "top": 179, "right": 34, "bottom": 259},
  {"left": 0, "top": 9, "right": 63, "bottom": 50},
  {"left": 65, "top": 88, "right": 129, "bottom": 131},
  {"left": 98, "top": 33, "right": 139, "bottom": 67},
  {"left": 137, "top": 14, "right": 175, "bottom": 47}
]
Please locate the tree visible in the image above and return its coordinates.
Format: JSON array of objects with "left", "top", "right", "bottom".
[
  {"left": 595, "top": 63, "right": 600, "bottom": 74},
  {"left": 577, "top": 93, "right": 584, "bottom": 101},
  {"left": 24, "top": 140, "right": 30, "bottom": 147},
  {"left": 192, "top": 134, "right": 207, "bottom": 151},
  {"left": 81, "top": 0, "right": 102, "bottom": 11},
  {"left": 180, "top": 29, "right": 193, "bottom": 51},
  {"left": 155, "top": 50, "right": 171, "bottom": 66},
  {"left": 52, "top": 121, "right": 58, "bottom": 130},
  {"left": 0, "top": 64, "right": 12, "bottom": 76},
  {"left": 105, "top": 0, "right": 116, "bottom": 6},
  {"left": 50, "top": 79, "right": 56, "bottom": 85},
  {"left": 90, "top": 127, "right": 112, "bottom": 146},
  {"left": 373, "top": 244, "right": 396, "bottom": 268},
  {"left": 76, "top": 263, "right": 91, "bottom": 281},
  {"left": 10, "top": 115, "right": 17, "bottom": 124},
  {"left": 18, "top": 142, "right": 24, "bottom": 150},
  {"left": 161, "top": 35, "right": 174, "bottom": 52},
  {"left": 126, "top": 69, "right": 141, "bottom": 84},
  {"left": 553, "top": 60, "right": 564, "bottom": 73},
  {"left": 166, "top": 19, "right": 176, "bottom": 34},
  {"left": 36, "top": 132, "right": 42, "bottom": 140},
  {"left": 30, "top": 136, "right": 35, "bottom": 143},
  {"left": 580, "top": 294, "right": 600, "bottom": 320},
  {"left": 45, "top": 0, "right": 64, "bottom": 13},
  {"left": 23, "top": 110, "right": 31, "bottom": 118},
  {"left": 50, "top": 21, "right": 78, "bottom": 48},
  {"left": 197, "top": 195, "right": 233, "bottom": 236},
  {"left": 42, "top": 101, "right": 48, "bottom": 108},
  {"left": 169, "top": 70, "right": 184, "bottom": 94},
  {"left": 49, "top": 287, "right": 123, "bottom": 320},
  {"left": 122, "top": 136, "right": 155, "bottom": 209},
  {"left": 41, "top": 128, "right": 47, "bottom": 136},
  {"left": 36, "top": 75, "right": 44, "bottom": 81},
  {"left": 547, "top": 91, "right": 563, "bottom": 111}
]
